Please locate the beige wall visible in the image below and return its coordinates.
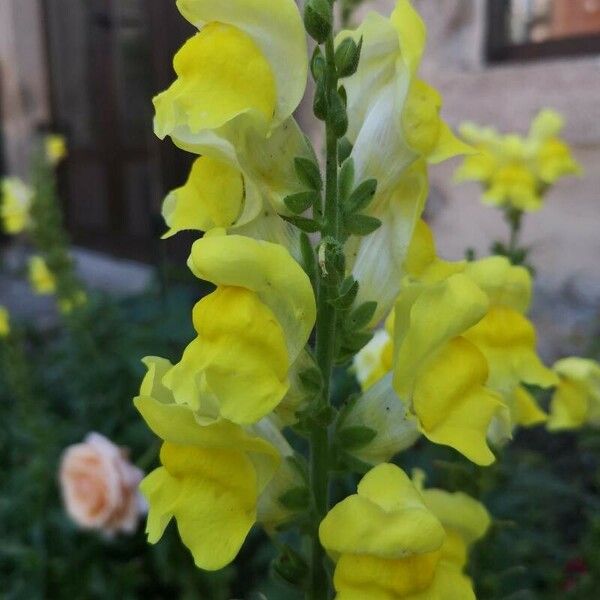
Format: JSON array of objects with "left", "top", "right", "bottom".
[
  {"left": 348, "top": 0, "right": 600, "bottom": 358},
  {"left": 0, "top": 0, "right": 49, "bottom": 177}
]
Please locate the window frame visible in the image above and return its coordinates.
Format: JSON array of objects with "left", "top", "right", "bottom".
[{"left": 486, "top": 0, "right": 600, "bottom": 63}]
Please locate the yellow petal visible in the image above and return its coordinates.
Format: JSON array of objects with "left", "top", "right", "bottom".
[
  {"left": 1, "top": 177, "right": 33, "bottom": 234},
  {"left": 428, "top": 121, "right": 475, "bottom": 165},
  {"left": 393, "top": 274, "right": 489, "bottom": 399},
  {"left": 28, "top": 256, "right": 57, "bottom": 296},
  {"left": 548, "top": 357, "right": 600, "bottom": 430},
  {"left": 334, "top": 551, "right": 441, "bottom": 599},
  {"left": 390, "top": 0, "right": 427, "bottom": 75},
  {"left": 353, "top": 329, "right": 394, "bottom": 390},
  {"left": 163, "top": 287, "right": 289, "bottom": 425},
  {"left": 463, "top": 307, "right": 558, "bottom": 393},
  {"left": 413, "top": 337, "right": 503, "bottom": 466},
  {"left": 162, "top": 156, "right": 244, "bottom": 237},
  {"left": 319, "top": 464, "right": 445, "bottom": 560},
  {"left": 511, "top": 385, "right": 548, "bottom": 427},
  {"left": 188, "top": 233, "right": 316, "bottom": 363},
  {"left": 176, "top": 0, "right": 307, "bottom": 126},
  {"left": 154, "top": 24, "right": 276, "bottom": 139},
  {"left": 161, "top": 443, "right": 257, "bottom": 570},
  {"left": 464, "top": 256, "right": 532, "bottom": 313}
]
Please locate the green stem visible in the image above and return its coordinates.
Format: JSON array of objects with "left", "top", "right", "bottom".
[
  {"left": 308, "top": 33, "right": 340, "bottom": 600},
  {"left": 506, "top": 207, "right": 523, "bottom": 263}
]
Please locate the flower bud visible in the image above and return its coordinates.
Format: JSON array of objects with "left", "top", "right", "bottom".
[
  {"left": 335, "top": 37, "right": 362, "bottom": 78},
  {"left": 304, "top": 0, "right": 332, "bottom": 44},
  {"left": 341, "top": 374, "right": 421, "bottom": 465}
]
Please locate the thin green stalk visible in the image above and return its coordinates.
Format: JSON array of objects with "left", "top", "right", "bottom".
[
  {"left": 506, "top": 207, "right": 523, "bottom": 263},
  {"left": 309, "top": 33, "right": 340, "bottom": 600}
]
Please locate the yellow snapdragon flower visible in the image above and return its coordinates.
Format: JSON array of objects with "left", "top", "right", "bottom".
[
  {"left": 319, "top": 464, "right": 479, "bottom": 599},
  {"left": 0, "top": 306, "right": 10, "bottom": 338},
  {"left": 547, "top": 357, "right": 600, "bottom": 431},
  {"left": 393, "top": 273, "right": 504, "bottom": 465},
  {"left": 28, "top": 256, "right": 57, "bottom": 296},
  {"left": 339, "top": 1, "right": 471, "bottom": 322},
  {"left": 154, "top": 0, "right": 307, "bottom": 148},
  {"left": 163, "top": 233, "right": 316, "bottom": 425},
  {"left": 455, "top": 109, "right": 581, "bottom": 213},
  {"left": 45, "top": 134, "right": 68, "bottom": 166},
  {"left": 1, "top": 177, "right": 33, "bottom": 234},
  {"left": 135, "top": 357, "right": 282, "bottom": 570}
]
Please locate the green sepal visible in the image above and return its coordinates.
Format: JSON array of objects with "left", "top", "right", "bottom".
[
  {"left": 344, "top": 178, "right": 378, "bottom": 214},
  {"left": 338, "top": 85, "right": 347, "bottom": 107},
  {"left": 283, "top": 215, "right": 321, "bottom": 233},
  {"left": 328, "top": 277, "right": 359, "bottom": 309},
  {"left": 304, "top": 0, "right": 332, "bottom": 43},
  {"left": 344, "top": 213, "right": 381, "bottom": 236},
  {"left": 337, "top": 426, "right": 377, "bottom": 450},
  {"left": 347, "top": 301, "right": 378, "bottom": 331},
  {"left": 337, "top": 330, "right": 373, "bottom": 357},
  {"left": 272, "top": 544, "right": 309, "bottom": 588},
  {"left": 338, "top": 137, "right": 353, "bottom": 165},
  {"left": 338, "top": 158, "right": 355, "bottom": 202},
  {"left": 294, "top": 157, "right": 323, "bottom": 192},
  {"left": 335, "top": 36, "right": 363, "bottom": 78},
  {"left": 278, "top": 487, "right": 311, "bottom": 511},
  {"left": 284, "top": 191, "right": 319, "bottom": 214}
]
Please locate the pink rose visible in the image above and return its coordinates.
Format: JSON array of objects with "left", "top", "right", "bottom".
[{"left": 59, "top": 432, "right": 146, "bottom": 535}]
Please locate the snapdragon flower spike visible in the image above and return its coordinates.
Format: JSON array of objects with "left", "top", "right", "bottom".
[
  {"left": 547, "top": 357, "right": 600, "bottom": 431},
  {"left": 319, "top": 464, "right": 479, "bottom": 599},
  {"left": 393, "top": 273, "right": 504, "bottom": 466},
  {"left": 0, "top": 306, "right": 10, "bottom": 338},
  {"left": 135, "top": 357, "right": 281, "bottom": 571},
  {"left": 1, "top": 177, "right": 33, "bottom": 234},
  {"left": 163, "top": 232, "right": 316, "bottom": 426}
]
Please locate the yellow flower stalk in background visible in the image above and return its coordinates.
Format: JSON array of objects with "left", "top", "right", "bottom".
[
  {"left": 135, "top": 357, "right": 281, "bottom": 570},
  {"left": 455, "top": 109, "right": 581, "bottom": 213},
  {"left": 1, "top": 177, "right": 33, "bottom": 234},
  {"left": 28, "top": 256, "right": 57, "bottom": 296},
  {"left": 319, "top": 464, "right": 479, "bottom": 599},
  {"left": 45, "top": 134, "right": 68, "bottom": 166},
  {"left": 163, "top": 233, "right": 316, "bottom": 425},
  {"left": 0, "top": 306, "right": 10, "bottom": 338},
  {"left": 547, "top": 357, "right": 600, "bottom": 431}
]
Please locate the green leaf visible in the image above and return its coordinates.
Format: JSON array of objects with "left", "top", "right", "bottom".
[
  {"left": 339, "top": 330, "right": 373, "bottom": 354},
  {"left": 348, "top": 301, "right": 377, "bottom": 330},
  {"left": 283, "top": 215, "right": 321, "bottom": 233},
  {"left": 284, "top": 191, "right": 318, "bottom": 214},
  {"left": 338, "top": 137, "right": 353, "bottom": 165},
  {"left": 344, "top": 213, "right": 381, "bottom": 236},
  {"left": 337, "top": 426, "right": 377, "bottom": 450},
  {"left": 303, "top": 0, "right": 332, "bottom": 43},
  {"left": 345, "top": 178, "right": 378, "bottom": 214},
  {"left": 272, "top": 544, "right": 309, "bottom": 588},
  {"left": 338, "top": 158, "right": 355, "bottom": 202},
  {"left": 294, "top": 157, "right": 323, "bottom": 192},
  {"left": 335, "top": 36, "right": 363, "bottom": 78},
  {"left": 278, "top": 487, "right": 310, "bottom": 511},
  {"left": 328, "top": 277, "right": 359, "bottom": 309}
]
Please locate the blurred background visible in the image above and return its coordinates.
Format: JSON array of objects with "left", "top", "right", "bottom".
[{"left": 1, "top": 1, "right": 599, "bottom": 598}]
